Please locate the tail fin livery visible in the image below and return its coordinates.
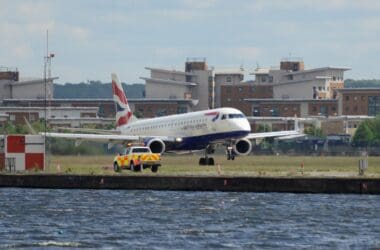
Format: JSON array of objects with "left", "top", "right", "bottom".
[{"left": 111, "top": 73, "right": 133, "bottom": 128}]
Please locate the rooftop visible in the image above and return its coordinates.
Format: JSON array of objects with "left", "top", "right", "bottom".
[
  {"left": 140, "top": 77, "right": 197, "bottom": 87},
  {"left": 336, "top": 88, "right": 380, "bottom": 92},
  {"left": 245, "top": 98, "right": 338, "bottom": 103}
]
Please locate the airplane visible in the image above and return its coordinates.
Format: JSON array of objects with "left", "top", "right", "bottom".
[{"left": 43, "top": 73, "right": 302, "bottom": 165}]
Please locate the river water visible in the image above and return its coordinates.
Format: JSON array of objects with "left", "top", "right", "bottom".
[{"left": 0, "top": 189, "right": 379, "bottom": 249}]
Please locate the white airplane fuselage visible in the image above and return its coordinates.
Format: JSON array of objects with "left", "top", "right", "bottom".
[{"left": 118, "top": 107, "right": 251, "bottom": 150}]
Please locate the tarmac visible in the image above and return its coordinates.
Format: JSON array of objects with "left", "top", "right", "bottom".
[{"left": 0, "top": 174, "right": 379, "bottom": 194}]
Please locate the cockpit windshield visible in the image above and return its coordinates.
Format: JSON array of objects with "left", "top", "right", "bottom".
[{"left": 221, "top": 113, "right": 245, "bottom": 120}]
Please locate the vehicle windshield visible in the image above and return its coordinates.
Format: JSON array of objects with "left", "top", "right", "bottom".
[{"left": 132, "top": 148, "right": 150, "bottom": 153}]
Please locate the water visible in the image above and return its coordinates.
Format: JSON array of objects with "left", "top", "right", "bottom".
[{"left": 0, "top": 189, "right": 379, "bottom": 249}]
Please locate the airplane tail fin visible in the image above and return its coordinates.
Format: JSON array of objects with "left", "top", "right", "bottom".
[{"left": 111, "top": 73, "right": 134, "bottom": 128}]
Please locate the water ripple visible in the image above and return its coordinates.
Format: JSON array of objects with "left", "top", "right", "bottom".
[{"left": 0, "top": 189, "right": 379, "bottom": 249}]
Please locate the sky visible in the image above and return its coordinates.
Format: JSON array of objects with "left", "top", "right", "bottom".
[{"left": 1, "top": 0, "right": 380, "bottom": 84}]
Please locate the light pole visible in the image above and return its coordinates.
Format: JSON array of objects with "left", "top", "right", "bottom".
[{"left": 43, "top": 30, "right": 54, "bottom": 170}]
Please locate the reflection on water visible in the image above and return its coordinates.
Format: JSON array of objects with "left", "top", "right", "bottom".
[{"left": 0, "top": 189, "right": 379, "bottom": 249}]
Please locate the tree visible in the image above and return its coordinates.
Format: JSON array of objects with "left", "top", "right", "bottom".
[
  {"left": 352, "top": 121, "right": 374, "bottom": 147},
  {"left": 304, "top": 125, "right": 324, "bottom": 137}
]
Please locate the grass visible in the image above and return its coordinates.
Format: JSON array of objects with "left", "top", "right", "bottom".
[{"left": 43, "top": 154, "right": 380, "bottom": 178}]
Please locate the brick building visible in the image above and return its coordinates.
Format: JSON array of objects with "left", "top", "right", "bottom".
[{"left": 337, "top": 88, "right": 380, "bottom": 116}]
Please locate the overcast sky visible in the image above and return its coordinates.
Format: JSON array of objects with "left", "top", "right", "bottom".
[{"left": 1, "top": 0, "right": 380, "bottom": 83}]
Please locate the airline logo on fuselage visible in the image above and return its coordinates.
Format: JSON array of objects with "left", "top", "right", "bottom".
[{"left": 205, "top": 111, "right": 219, "bottom": 122}]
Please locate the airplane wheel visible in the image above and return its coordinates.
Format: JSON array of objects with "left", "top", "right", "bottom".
[
  {"left": 151, "top": 165, "right": 159, "bottom": 173},
  {"left": 199, "top": 157, "right": 206, "bottom": 165},
  {"left": 113, "top": 162, "right": 120, "bottom": 172},
  {"left": 208, "top": 158, "right": 215, "bottom": 166}
]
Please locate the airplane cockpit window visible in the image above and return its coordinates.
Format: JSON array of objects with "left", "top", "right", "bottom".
[
  {"left": 221, "top": 114, "right": 227, "bottom": 120},
  {"left": 228, "top": 113, "right": 245, "bottom": 119}
]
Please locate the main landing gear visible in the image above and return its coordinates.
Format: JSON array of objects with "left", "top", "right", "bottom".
[
  {"left": 226, "top": 146, "right": 235, "bottom": 160},
  {"left": 199, "top": 145, "right": 215, "bottom": 166}
]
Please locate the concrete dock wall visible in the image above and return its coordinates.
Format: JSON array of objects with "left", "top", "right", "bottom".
[{"left": 0, "top": 174, "right": 379, "bottom": 194}]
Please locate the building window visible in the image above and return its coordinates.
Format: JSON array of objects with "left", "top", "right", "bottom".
[
  {"left": 238, "top": 87, "right": 243, "bottom": 92},
  {"left": 268, "top": 76, "right": 273, "bottom": 83},
  {"left": 270, "top": 107, "right": 279, "bottom": 117},
  {"left": 177, "top": 106, "right": 187, "bottom": 114},
  {"left": 320, "top": 106, "right": 328, "bottom": 116},
  {"left": 368, "top": 96, "right": 380, "bottom": 116},
  {"left": 253, "top": 107, "right": 260, "bottom": 116},
  {"left": 287, "top": 75, "right": 293, "bottom": 80},
  {"left": 10, "top": 114, "right": 15, "bottom": 121},
  {"left": 345, "top": 96, "right": 349, "bottom": 101},
  {"left": 226, "top": 76, "right": 232, "bottom": 82}
]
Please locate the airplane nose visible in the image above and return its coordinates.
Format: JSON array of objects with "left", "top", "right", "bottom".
[{"left": 242, "top": 119, "right": 251, "bottom": 132}]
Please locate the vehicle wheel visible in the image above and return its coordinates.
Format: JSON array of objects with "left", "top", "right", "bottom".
[
  {"left": 199, "top": 157, "right": 206, "bottom": 165},
  {"left": 151, "top": 165, "right": 159, "bottom": 173},
  {"left": 114, "top": 162, "right": 120, "bottom": 172}
]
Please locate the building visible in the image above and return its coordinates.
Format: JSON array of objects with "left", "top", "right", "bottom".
[
  {"left": 214, "top": 70, "right": 244, "bottom": 108},
  {"left": 221, "top": 84, "right": 273, "bottom": 115},
  {"left": 245, "top": 99, "right": 338, "bottom": 117},
  {"left": 0, "top": 67, "right": 56, "bottom": 102},
  {"left": 251, "top": 58, "right": 349, "bottom": 100},
  {"left": 337, "top": 88, "right": 380, "bottom": 116},
  {"left": 3, "top": 98, "right": 194, "bottom": 124},
  {"left": 142, "top": 58, "right": 213, "bottom": 111}
]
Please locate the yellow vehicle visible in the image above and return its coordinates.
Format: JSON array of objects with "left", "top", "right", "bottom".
[{"left": 113, "top": 146, "right": 161, "bottom": 172}]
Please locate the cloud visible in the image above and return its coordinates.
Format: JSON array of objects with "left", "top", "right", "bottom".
[
  {"left": 62, "top": 25, "right": 90, "bottom": 41},
  {"left": 12, "top": 44, "right": 33, "bottom": 58},
  {"left": 154, "top": 47, "right": 185, "bottom": 58},
  {"left": 181, "top": 0, "right": 218, "bottom": 9},
  {"left": 228, "top": 47, "right": 262, "bottom": 60}
]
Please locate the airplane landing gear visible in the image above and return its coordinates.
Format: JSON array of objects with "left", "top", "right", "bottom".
[
  {"left": 199, "top": 157, "right": 215, "bottom": 166},
  {"left": 226, "top": 146, "right": 235, "bottom": 160},
  {"left": 199, "top": 145, "right": 215, "bottom": 166}
]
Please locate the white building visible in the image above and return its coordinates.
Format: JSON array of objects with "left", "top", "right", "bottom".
[
  {"left": 0, "top": 68, "right": 57, "bottom": 102},
  {"left": 251, "top": 59, "right": 350, "bottom": 100}
]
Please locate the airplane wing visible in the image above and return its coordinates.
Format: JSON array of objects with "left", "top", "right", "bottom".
[
  {"left": 245, "top": 130, "right": 302, "bottom": 139},
  {"left": 41, "top": 132, "right": 178, "bottom": 143},
  {"left": 54, "top": 127, "right": 121, "bottom": 135}
]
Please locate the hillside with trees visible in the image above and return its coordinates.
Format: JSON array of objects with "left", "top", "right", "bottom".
[{"left": 54, "top": 81, "right": 145, "bottom": 99}]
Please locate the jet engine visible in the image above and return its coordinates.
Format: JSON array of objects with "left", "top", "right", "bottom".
[
  {"left": 146, "top": 138, "right": 166, "bottom": 154},
  {"left": 233, "top": 138, "right": 252, "bottom": 155}
]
